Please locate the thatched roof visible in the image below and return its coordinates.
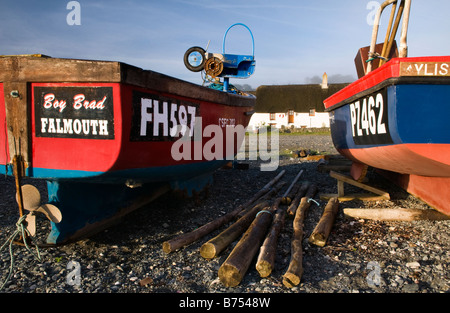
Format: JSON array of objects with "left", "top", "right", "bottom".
[{"left": 255, "top": 83, "right": 349, "bottom": 113}]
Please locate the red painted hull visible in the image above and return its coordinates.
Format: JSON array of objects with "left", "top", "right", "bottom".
[
  {"left": 380, "top": 170, "right": 450, "bottom": 215},
  {"left": 28, "top": 82, "right": 252, "bottom": 177},
  {"left": 338, "top": 144, "right": 450, "bottom": 178},
  {"left": 0, "top": 57, "right": 255, "bottom": 183}
]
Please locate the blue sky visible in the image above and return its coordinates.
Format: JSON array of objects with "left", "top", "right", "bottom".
[{"left": 1, "top": 0, "right": 449, "bottom": 88}]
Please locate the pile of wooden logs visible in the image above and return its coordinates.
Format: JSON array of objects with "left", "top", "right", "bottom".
[
  {"left": 162, "top": 168, "right": 341, "bottom": 288},
  {"left": 162, "top": 170, "right": 286, "bottom": 254}
]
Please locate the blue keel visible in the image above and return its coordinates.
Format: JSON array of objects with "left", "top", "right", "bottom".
[{"left": 45, "top": 172, "right": 213, "bottom": 244}]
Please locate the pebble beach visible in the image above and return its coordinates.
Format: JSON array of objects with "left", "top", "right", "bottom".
[{"left": 0, "top": 133, "right": 448, "bottom": 299}]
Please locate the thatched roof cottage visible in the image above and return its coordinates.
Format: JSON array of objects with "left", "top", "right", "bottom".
[{"left": 248, "top": 74, "right": 349, "bottom": 130}]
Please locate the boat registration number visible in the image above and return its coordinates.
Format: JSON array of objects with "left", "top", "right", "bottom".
[
  {"left": 131, "top": 91, "right": 199, "bottom": 141},
  {"left": 348, "top": 89, "right": 393, "bottom": 145}
]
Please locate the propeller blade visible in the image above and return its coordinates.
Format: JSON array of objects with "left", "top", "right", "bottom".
[
  {"left": 36, "top": 204, "right": 62, "bottom": 223},
  {"left": 17, "top": 184, "right": 41, "bottom": 212},
  {"left": 25, "top": 213, "right": 36, "bottom": 237}
]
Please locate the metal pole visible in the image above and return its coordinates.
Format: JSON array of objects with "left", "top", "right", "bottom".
[
  {"left": 366, "top": 0, "right": 398, "bottom": 74},
  {"left": 223, "top": 77, "right": 229, "bottom": 92},
  {"left": 399, "top": 0, "right": 411, "bottom": 58}
]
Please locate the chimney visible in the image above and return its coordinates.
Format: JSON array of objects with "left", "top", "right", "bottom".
[{"left": 321, "top": 72, "right": 328, "bottom": 89}]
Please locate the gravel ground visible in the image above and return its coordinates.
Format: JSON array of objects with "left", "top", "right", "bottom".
[{"left": 0, "top": 133, "right": 449, "bottom": 299}]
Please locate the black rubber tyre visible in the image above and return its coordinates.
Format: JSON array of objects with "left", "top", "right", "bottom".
[{"left": 183, "top": 46, "right": 206, "bottom": 72}]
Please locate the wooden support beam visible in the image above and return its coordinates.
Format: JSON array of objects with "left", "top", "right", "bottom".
[
  {"left": 321, "top": 193, "right": 388, "bottom": 202},
  {"left": 317, "top": 155, "right": 352, "bottom": 173},
  {"left": 4, "top": 82, "right": 31, "bottom": 167},
  {"left": 321, "top": 171, "right": 390, "bottom": 201},
  {"left": 317, "top": 164, "right": 352, "bottom": 173},
  {"left": 330, "top": 171, "right": 389, "bottom": 198}
]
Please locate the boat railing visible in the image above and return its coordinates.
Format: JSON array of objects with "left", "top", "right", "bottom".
[{"left": 366, "top": 0, "right": 411, "bottom": 74}]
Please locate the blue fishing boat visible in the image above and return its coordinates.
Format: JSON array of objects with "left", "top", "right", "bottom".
[{"left": 324, "top": 0, "right": 450, "bottom": 215}]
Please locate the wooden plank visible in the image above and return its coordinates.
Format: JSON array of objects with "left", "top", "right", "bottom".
[
  {"left": 3, "top": 81, "right": 31, "bottom": 166},
  {"left": 0, "top": 56, "right": 121, "bottom": 83},
  {"left": 343, "top": 208, "right": 450, "bottom": 221},
  {"left": 317, "top": 164, "right": 352, "bottom": 173},
  {"left": 320, "top": 193, "right": 389, "bottom": 202},
  {"left": 337, "top": 180, "right": 345, "bottom": 197},
  {"left": 0, "top": 56, "right": 255, "bottom": 109},
  {"left": 400, "top": 61, "right": 450, "bottom": 77},
  {"left": 304, "top": 154, "right": 331, "bottom": 161}
]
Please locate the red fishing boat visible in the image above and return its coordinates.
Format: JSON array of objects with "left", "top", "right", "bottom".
[
  {"left": 0, "top": 52, "right": 255, "bottom": 244},
  {"left": 324, "top": 0, "right": 450, "bottom": 215}
]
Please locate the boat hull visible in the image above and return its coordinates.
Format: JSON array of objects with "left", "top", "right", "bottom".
[
  {"left": 324, "top": 56, "right": 450, "bottom": 215},
  {"left": 0, "top": 56, "right": 255, "bottom": 243}
]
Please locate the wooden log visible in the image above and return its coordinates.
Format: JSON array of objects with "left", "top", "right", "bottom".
[
  {"left": 305, "top": 184, "right": 318, "bottom": 202},
  {"left": 305, "top": 154, "right": 330, "bottom": 161},
  {"left": 282, "top": 190, "right": 312, "bottom": 288},
  {"left": 281, "top": 184, "right": 300, "bottom": 206},
  {"left": 309, "top": 197, "right": 340, "bottom": 247},
  {"left": 235, "top": 170, "right": 285, "bottom": 218},
  {"left": 343, "top": 208, "right": 450, "bottom": 221},
  {"left": 287, "top": 183, "right": 317, "bottom": 216},
  {"left": 256, "top": 207, "right": 285, "bottom": 277},
  {"left": 238, "top": 181, "right": 286, "bottom": 218},
  {"left": 200, "top": 201, "right": 269, "bottom": 259},
  {"left": 281, "top": 169, "right": 304, "bottom": 205},
  {"left": 218, "top": 207, "right": 274, "bottom": 287},
  {"left": 162, "top": 170, "right": 285, "bottom": 253},
  {"left": 286, "top": 182, "right": 310, "bottom": 216},
  {"left": 295, "top": 184, "right": 319, "bottom": 216}
]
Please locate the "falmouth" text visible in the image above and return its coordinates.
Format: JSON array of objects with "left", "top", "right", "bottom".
[{"left": 40, "top": 118, "right": 109, "bottom": 136}]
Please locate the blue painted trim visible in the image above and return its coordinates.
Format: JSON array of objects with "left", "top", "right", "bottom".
[
  {"left": 330, "top": 83, "right": 450, "bottom": 151},
  {"left": 1, "top": 160, "right": 228, "bottom": 182}
]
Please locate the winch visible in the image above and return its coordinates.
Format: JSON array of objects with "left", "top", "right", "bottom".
[{"left": 183, "top": 23, "right": 256, "bottom": 92}]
